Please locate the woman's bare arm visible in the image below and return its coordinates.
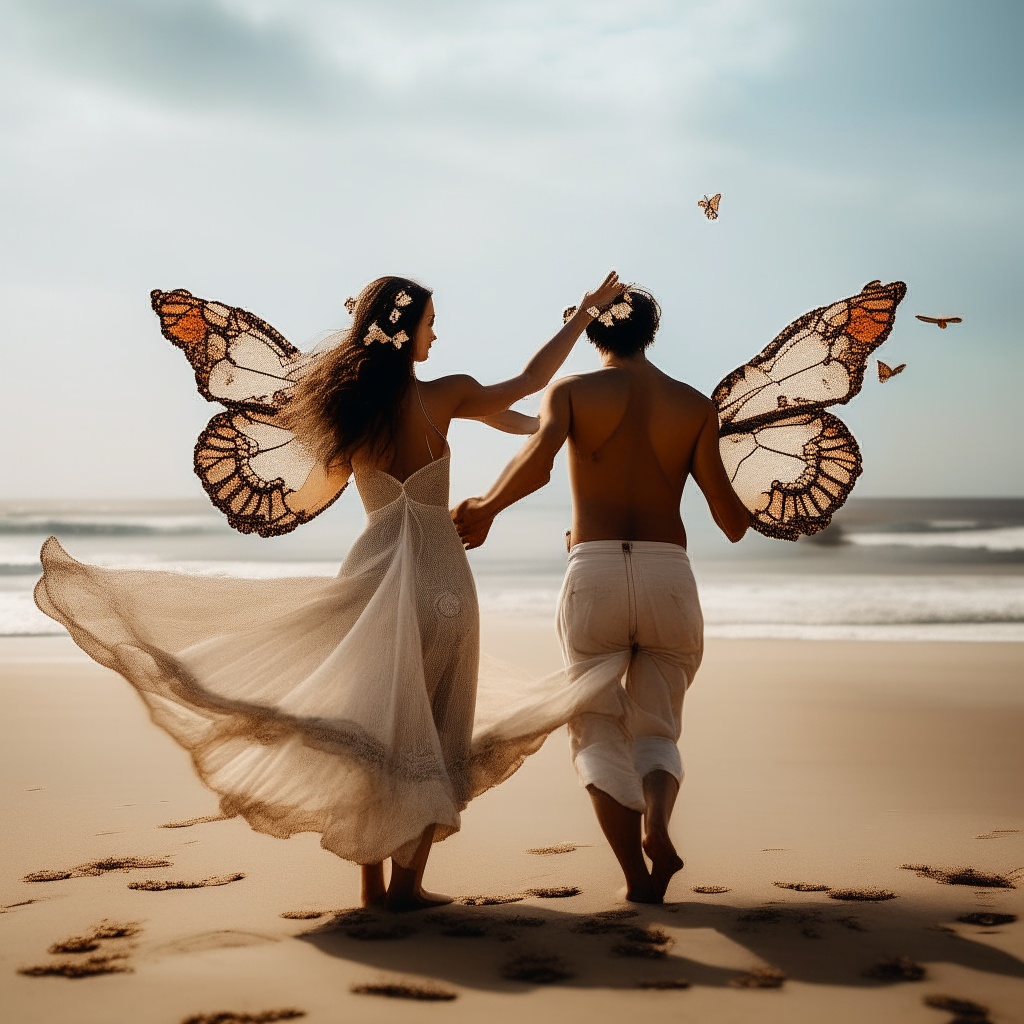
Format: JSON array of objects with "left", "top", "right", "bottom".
[
  {"left": 468, "top": 410, "right": 540, "bottom": 435},
  {"left": 442, "top": 271, "right": 625, "bottom": 421}
]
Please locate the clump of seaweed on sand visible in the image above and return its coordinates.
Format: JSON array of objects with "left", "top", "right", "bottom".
[
  {"left": 955, "top": 912, "right": 1017, "bottom": 926},
  {"left": 901, "top": 864, "right": 1019, "bottom": 888},
  {"left": 863, "top": 957, "right": 927, "bottom": 981},
  {"left": 158, "top": 814, "right": 233, "bottom": 829},
  {"left": 20, "top": 919, "right": 141, "bottom": 979},
  {"left": 729, "top": 966, "right": 786, "bottom": 989},
  {"left": 23, "top": 855, "right": 172, "bottom": 882},
  {"left": 923, "top": 994, "right": 992, "bottom": 1022},
  {"left": 351, "top": 982, "right": 457, "bottom": 1001},
  {"left": 182, "top": 1011, "right": 305, "bottom": 1024},
  {"left": 525, "top": 843, "right": 588, "bottom": 855},
  {"left": 19, "top": 955, "right": 132, "bottom": 978},
  {"left": 129, "top": 873, "right": 244, "bottom": 891},
  {"left": 828, "top": 888, "right": 898, "bottom": 902}
]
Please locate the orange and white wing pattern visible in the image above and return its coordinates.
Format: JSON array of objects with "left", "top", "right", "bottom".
[
  {"left": 195, "top": 411, "right": 348, "bottom": 538},
  {"left": 152, "top": 287, "right": 349, "bottom": 536},
  {"left": 713, "top": 279, "right": 907, "bottom": 540},
  {"left": 151, "top": 288, "right": 314, "bottom": 411}
]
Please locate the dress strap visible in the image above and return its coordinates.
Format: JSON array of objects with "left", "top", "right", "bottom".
[{"left": 414, "top": 379, "right": 447, "bottom": 460}]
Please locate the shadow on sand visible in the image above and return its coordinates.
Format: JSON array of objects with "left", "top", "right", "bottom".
[{"left": 297, "top": 893, "right": 1024, "bottom": 993}]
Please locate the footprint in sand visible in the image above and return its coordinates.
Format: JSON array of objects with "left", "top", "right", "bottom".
[
  {"left": 900, "top": 864, "right": 1018, "bottom": 889},
  {"left": 351, "top": 982, "right": 456, "bottom": 1002},
  {"left": 524, "top": 886, "right": 582, "bottom": 898},
  {"left": 128, "top": 873, "right": 244, "bottom": 891},
  {"left": 502, "top": 951, "right": 574, "bottom": 984},
  {"left": 773, "top": 881, "right": 831, "bottom": 892},
  {"left": 279, "top": 910, "right": 326, "bottom": 920},
  {"left": 461, "top": 886, "right": 580, "bottom": 905},
  {"left": 692, "top": 885, "right": 731, "bottom": 894},
  {"left": 864, "top": 957, "right": 927, "bottom": 981},
  {"left": 23, "top": 856, "right": 173, "bottom": 882},
  {"left": 974, "top": 829, "right": 1020, "bottom": 841},
  {"left": 181, "top": 1011, "right": 305, "bottom": 1024},
  {"left": 158, "top": 931, "right": 277, "bottom": 954}
]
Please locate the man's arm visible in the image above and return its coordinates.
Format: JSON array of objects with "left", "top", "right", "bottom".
[
  {"left": 453, "top": 380, "right": 573, "bottom": 548},
  {"left": 690, "top": 401, "right": 750, "bottom": 543}
]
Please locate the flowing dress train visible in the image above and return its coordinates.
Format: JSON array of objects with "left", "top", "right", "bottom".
[{"left": 36, "top": 451, "right": 633, "bottom": 867}]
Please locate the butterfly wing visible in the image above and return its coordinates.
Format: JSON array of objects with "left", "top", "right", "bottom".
[
  {"left": 152, "top": 288, "right": 309, "bottom": 411},
  {"left": 195, "top": 410, "right": 349, "bottom": 537},
  {"left": 709, "top": 193, "right": 721, "bottom": 214},
  {"left": 714, "top": 279, "right": 907, "bottom": 539},
  {"left": 878, "top": 360, "right": 906, "bottom": 382},
  {"left": 719, "top": 411, "right": 862, "bottom": 541}
]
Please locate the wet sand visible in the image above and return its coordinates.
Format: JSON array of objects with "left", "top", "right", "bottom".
[{"left": 1, "top": 629, "right": 1022, "bottom": 1024}]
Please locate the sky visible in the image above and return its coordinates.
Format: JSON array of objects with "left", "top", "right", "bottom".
[{"left": 2, "top": 0, "right": 1022, "bottom": 502}]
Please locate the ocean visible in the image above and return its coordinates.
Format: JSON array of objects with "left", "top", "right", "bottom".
[{"left": 2, "top": 496, "right": 1022, "bottom": 642}]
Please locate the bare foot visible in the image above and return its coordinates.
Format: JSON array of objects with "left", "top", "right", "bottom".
[
  {"left": 643, "top": 828, "right": 683, "bottom": 900},
  {"left": 385, "top": 887, "right": 454, "bottom": 913},
  {"left": 361, "top": 864, "right": 387, "bottom": 909},
  {"left": 621, "top": 881, "right": 662, "bottom": 905}
]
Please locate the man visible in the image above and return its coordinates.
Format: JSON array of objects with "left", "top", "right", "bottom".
[{"left": 454, "top": 285, "right": 749, "bottom": 903}]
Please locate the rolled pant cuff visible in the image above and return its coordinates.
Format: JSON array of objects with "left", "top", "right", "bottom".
[
  {"left": 573, "top": 741, "right": 646, "bottom": 812},
  {"left": 632, "top": 736, "right": 683, "bottom": 784}
]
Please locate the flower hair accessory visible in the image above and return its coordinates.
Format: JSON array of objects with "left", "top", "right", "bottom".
[
  {"left": 362, "top": 289, "right": 414, "bottom": 349},
  {"left": 364, "top": 321, "right": 409, "bottom": 349}
]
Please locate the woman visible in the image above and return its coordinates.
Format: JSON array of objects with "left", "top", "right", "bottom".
[{"left": 35, "top": 270, "right": 624, "bottom": 911}]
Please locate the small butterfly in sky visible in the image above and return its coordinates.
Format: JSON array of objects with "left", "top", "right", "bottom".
[
  {"left": 698, "top": 194, "right": 721, "bottom": 220},
  {"left": 915, "top": 315, "right": 962, "bottom": 329},
  {"left": 877, "top": 360, "right": 906, "bottom": 382}
]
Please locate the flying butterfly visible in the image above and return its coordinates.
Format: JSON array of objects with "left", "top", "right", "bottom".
[
  {"left": 877, "top": 360, "right": 906, "bottom": 382},
  {"left": 915, "top": 315, "right": 962, "bottom": 329},
  {"left": 698, "top": 194, "right": 722, "bottom": 220},
  {"left": 151, "top": 288, "right": 350, "bottom": 537},
  {"left": 713, "top": 279, "right": 907, "bottom": 541}
]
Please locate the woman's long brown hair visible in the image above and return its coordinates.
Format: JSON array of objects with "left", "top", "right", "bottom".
[{"left": 279, "top": 276, "right": 432, "bottom": 469}]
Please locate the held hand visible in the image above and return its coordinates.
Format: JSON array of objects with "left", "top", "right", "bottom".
[
  {"left": 580, "top": 270, "right": 625, "bottom": 315},
  {"left": 452, "top": 497, "right": 495, "bottom": 550}
]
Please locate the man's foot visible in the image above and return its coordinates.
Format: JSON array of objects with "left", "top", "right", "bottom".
[
  {"left": 643, "top": 828, "right": 683, "bottom": 900},
  {"left": 622, "top": 880, "right": 662, "bottom": 905},
  {"left": 385, "top": 887, "right": 454, "bottom": 913}
]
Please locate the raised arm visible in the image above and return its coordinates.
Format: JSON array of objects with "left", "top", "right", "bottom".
[
  {"left": 445, "top": 271, "right": 624, "bottom": 422},
  {"left": 453, "top": 379, "right": 573, "bottom": 548},
  {"left": 690, "top": 401, "right": 750, "bottom": 543}
]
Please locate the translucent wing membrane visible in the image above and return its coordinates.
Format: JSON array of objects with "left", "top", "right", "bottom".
[
  {"left": 151, "top": 288, "right": 311, "bottom": 411},
  {"left": 714, "top": 280, "right": 906, "bottom": 540},
  {"left": 152, "top": 288, "right": 349, "bottom": 536},
  {"left": 196, "top": 411, "right": 347, "bottom": 537},
  {"left": 719, "top": 411, "right": 862, "bottom": 541}
]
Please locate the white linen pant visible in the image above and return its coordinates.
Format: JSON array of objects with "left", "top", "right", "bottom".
[{"left": 556, "top": 540, "right": 704, "bottom": 812}]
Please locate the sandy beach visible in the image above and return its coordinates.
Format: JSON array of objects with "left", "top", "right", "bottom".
[{"left": 2, "top": 624, "right": 1022, "bottom": 1024}]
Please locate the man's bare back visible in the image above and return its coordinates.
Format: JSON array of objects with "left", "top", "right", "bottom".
[{"left": 454, "top": 350, "right": 749, "bottom": 550}]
